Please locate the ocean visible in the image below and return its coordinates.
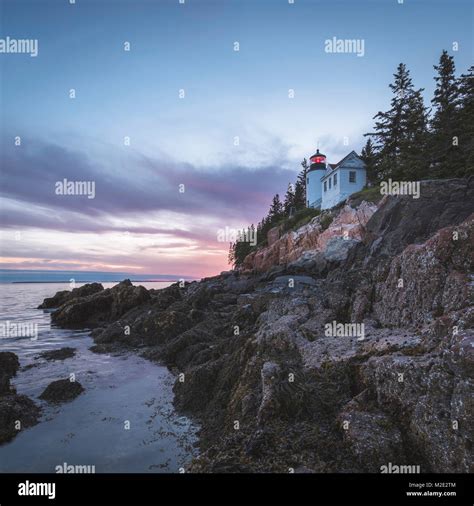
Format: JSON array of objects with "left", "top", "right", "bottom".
[
  {"left": 0, "top": 281, "right": 199, "bottom": 473},
  {"left": 0, "top": 269, "right": 191, "bottom": 284}
]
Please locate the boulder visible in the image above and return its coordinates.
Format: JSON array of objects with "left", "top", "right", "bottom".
[
  {"left": 39, "top": 379, "right": 84, "bottom": 404},
  {"left": 0, "top": 351, "right": 19, "bottom": 395},
  {"left": 0, "top": 352, "right": 40, "bottom": 444},
  {"left": 323, "top": 237, "right": 359, "bottom": 262},
  {"left": 36, "top": 347, "right": 76, "bottom": 361},
  {"left": 0, "top": 394, "right": 41, "bottom": 444}
]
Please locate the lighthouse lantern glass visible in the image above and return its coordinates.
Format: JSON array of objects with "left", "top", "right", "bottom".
[{"left": 311, "top": 155, "right": 326, "bottom": 164}]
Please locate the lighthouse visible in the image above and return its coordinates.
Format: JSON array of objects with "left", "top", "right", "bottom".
[{"left": 306, "top": 148, "right": 327, "bottom": 208}]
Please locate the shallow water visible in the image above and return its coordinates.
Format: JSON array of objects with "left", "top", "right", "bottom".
[{"left": 0, "top": 282, "right": 199, "bottom": 473}]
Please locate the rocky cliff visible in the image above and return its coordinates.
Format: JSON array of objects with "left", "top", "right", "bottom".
[
  {"left": 40, "top": 178, "right": 474, "bottom": 473},
  {"left": 242, "top": 198, "right": 378, "bottom": 273}
]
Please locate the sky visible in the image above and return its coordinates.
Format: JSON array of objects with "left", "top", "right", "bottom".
[{"left": 0, "top": 0, "right": 472, "bottom": 278}]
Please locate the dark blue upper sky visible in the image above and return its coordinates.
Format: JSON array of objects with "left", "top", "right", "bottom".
[
  {"left": 1, "top": 0, "right": 472, "bottom": 276},
  {"left": 2, "top": 0, "right": 473, "bottom": 164}
]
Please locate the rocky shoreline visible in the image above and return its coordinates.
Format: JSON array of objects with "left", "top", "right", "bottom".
[
  {"left": 34, "top": 178, "right": 473, "bottom": 472},
  {"left": 0, "top": 352, "right": 40, "bottom": 444},
  {"left": 0, "top": 344, "right": 90, "bottom": 445}
]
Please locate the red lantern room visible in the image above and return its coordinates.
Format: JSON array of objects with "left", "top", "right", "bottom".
[{"left": 309, "top": 149, "right": 326, "bottom": 170}]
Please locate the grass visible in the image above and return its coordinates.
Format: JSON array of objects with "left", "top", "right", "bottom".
[
  {"left": 319, "top": 214, "right": 333, "bottom": 231},
  {"left": 348, "top": 186, "right": 383, "bottom": 207},
  {"left": 280, "top": 207, "right": 321, "bottom": 234}
]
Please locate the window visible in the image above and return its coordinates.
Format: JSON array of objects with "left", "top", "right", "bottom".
[
  {"left": 324, "top": 181, "right": 327, "bottom": 192},
  {"left": 349, "top": 171, "right": 356, "bottom": 183},
  {"left": 329, "top": 178, "right": 332, "bottom": 189},
  {"left": 307, "top": 200, "right": 309, "bottom": 206},
  {"left": 307, "top": 177, "right": 309, "bottom": 184},
  {"left": 334, "top": 173, "right": 337, "bottom": 186}
]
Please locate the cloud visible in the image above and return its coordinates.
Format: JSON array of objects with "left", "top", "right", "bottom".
[
  {"left": 0, "top": 136, "right": 303, "bottom": 276},
  {"left": 1, "top": 138, "right": 298, "bottom": 230}
]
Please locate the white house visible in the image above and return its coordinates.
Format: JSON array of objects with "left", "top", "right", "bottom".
[{"left": 306, "top": 149, "right": 366, "bottom": 210}]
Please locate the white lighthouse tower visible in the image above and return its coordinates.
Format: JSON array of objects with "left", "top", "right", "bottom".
[{"left": 306, "top": 148, "right": 327, "bottom": 208}]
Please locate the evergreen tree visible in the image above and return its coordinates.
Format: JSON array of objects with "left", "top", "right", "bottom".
[
  {"left": 400, "top": 88, "right": 430, "bottom": 179},
  {"left": 268, "top": 194, "right": 284, "bottom": 223},
  {"left": 228, "top": 242, "right": 235, "bottom": 266},
  {"left": 283, "top": 183, "right": 295, "bottom": 215},
  {"left": 360, "top": 138, "right": 378, "bottom": 184},
  {"left": 368, "top": 63, "right": 413, "bottom": 179},
  {"left": 260, "top": 215, "right": 271, "bottom": 240},
  {"left": 255, "top": 213, "right": 273, "bottom": 249},
  {"left": 366, "top": 63, "right": 428, "bottom": 180},
  {"left": 455, "top": 65, "right": 474, "bottom": 176},
  {"left": 430, "top": 50, "right": 460, "bottom": 176},
  {"left": 228, "top": 225, "right": 256, "bottom": 268},
  {"left": 230, "top": 54, "right": 473, "bottom": 269},
  {"left": 249, "top": 223, "right": 256, "bottom": 246},
  {"left": 293, "top": 159, "right": 308, "bottom": 209}
]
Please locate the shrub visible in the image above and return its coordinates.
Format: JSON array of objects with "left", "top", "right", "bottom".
[
  {"left": 280, "top": 208, "right": 321, "bottom": 234},
  {"left": 319, "top": 214, "right": 333, "bottom": 231},
  {"left": 348, "top": 186, "right": 383, "bottom": 207}
]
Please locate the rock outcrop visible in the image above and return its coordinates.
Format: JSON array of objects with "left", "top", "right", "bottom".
[
  {"left": 0, "top": 351, "right": 20, "bottom": 395},
  {"left": 39, "top": 379, "right": 84, "bottom": 404},
  {"left": 242, "top": 199, "right": 378, "bottom": 272},
  {"left": 38, "top": 282, "right": 103, "bottom": 309},
  {"left": 36, "top": 347, "right": 76, "bottom": 361},
  {"left": 0, "top": 352, "right": 40, "bottom": 444},
  {"left": 51, "top": 279, "right": 150, "bottom": 328},
  {"left": 39, "top": 178, "right": 474, "bottom": 473}
]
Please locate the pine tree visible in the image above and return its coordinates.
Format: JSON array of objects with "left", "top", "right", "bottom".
[
  {"left": 366, "top": 63, "right": 427, "bottom": 180},
  {"left": 293, "top": 159, "right": 308, "bottom": 209},
  {"left": 248, "top": 223, "right": 256, "bottom": 248},
  {"left": 430, "top": 50, "right": 460, "bottom": 176},
  {"left": 370, "top": 63, "right": 413, "bottom": 178},
  {"left": 268, "top": 194, "right": 283, "bottom": 223},
  {"left": 228, "top": 242, "right": 235, "bottom": 267},
  {"left": 360, "top": 138, "right": 378, "bottom": 184},
  {"left": 229, "top": 225, "right": 256, "bottom": 267},
  {"left": 400, "top": 88, "right": 430, "bottom": 179},
  {"left": 283, "top": 183, "right": 295, "bottom": 215},
  {"left": 455, "top": 65, "right": 474, "bottom": 176}
]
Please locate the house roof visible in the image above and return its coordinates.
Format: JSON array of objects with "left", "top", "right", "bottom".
[
  {"left": 320, "top": 151, "right": 365, "bottom": 182},
  {"left": 333, "top": 150, "right": 364, "bottom": 169}
]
